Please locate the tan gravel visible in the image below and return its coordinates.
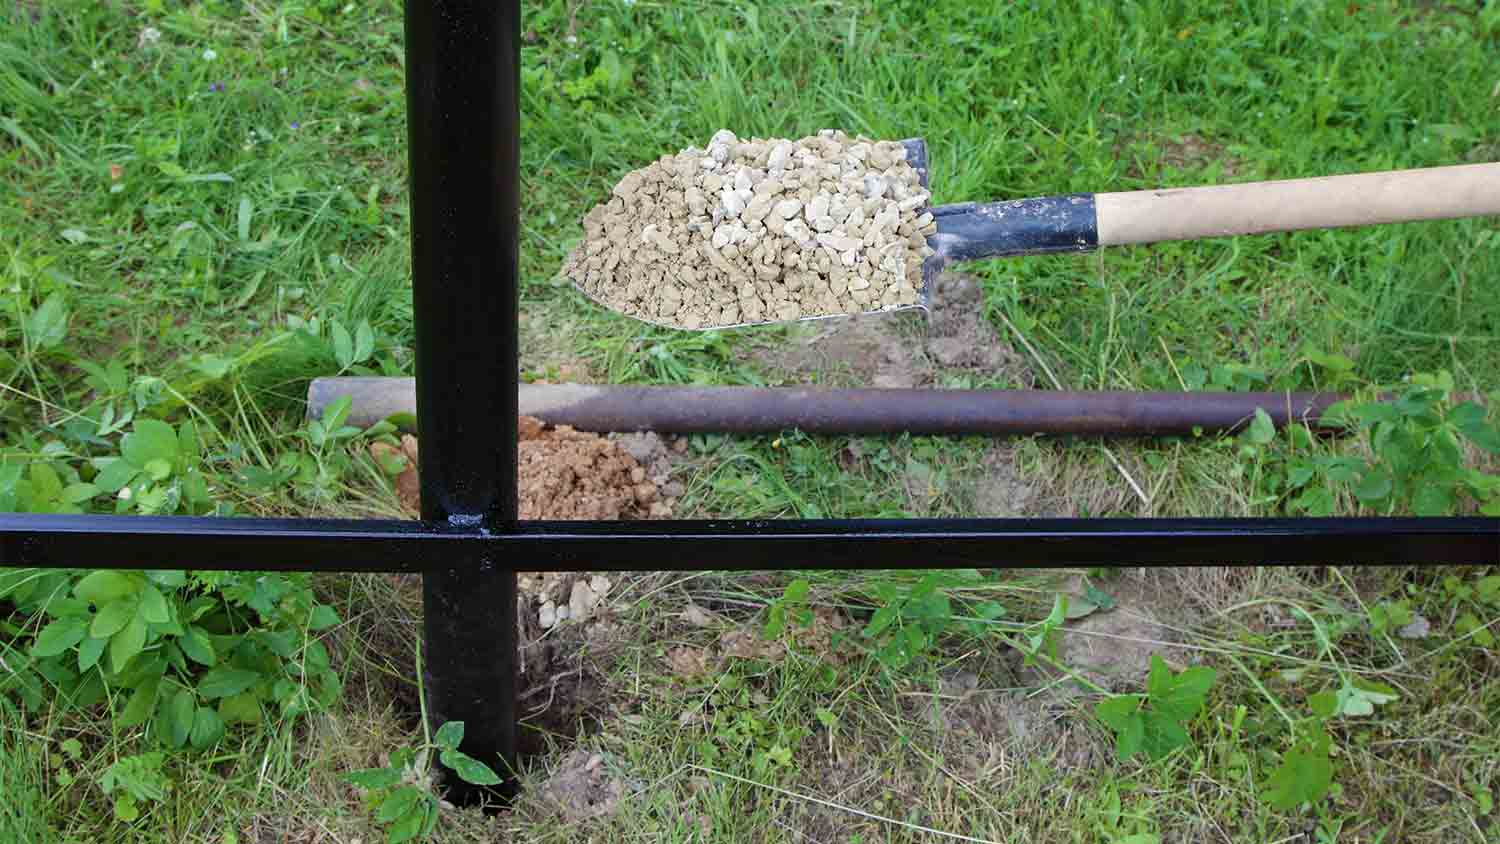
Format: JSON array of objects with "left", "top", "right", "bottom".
[{"left": 561, "top": 129, "right": 937, "bottom": 329}]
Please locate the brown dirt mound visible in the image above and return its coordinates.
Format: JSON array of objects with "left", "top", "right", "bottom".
[{"left": 374, "top": 415, "right": 677, "bottom": 520}]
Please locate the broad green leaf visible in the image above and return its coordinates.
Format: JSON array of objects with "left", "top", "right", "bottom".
[
  {"left": 26, "top": 292, "right": 70, "bottom": 348},
  {"left": 1116, "top": 711, "right": 1145, "bottom": 760},
  {"left": 308, "top": 604, "right": 340, "bottom": 631},
  {"left": 163, "top": 640, "right": 187, "bottom": 673},
  {"left": 1456, "top": 612, "right": 1494, "bottom": 646},
  {"left": 322, "top": 394, "right": 352, "bottom": 432},
  {"left": 1353, "top": 470, "right": 1393, "bottom": 502},
  {"left": 143, "top": 458, "right": 173, "bottom": 481},
  {"left": 1349, "top": 402, "right": 1400, "bottom": 426},
  {"left": 903, "top": 625, "right": 926, "bottom": 652},
  {"left": 863, "top": 603, "right": 899, "bottom": 637},
  {"left": 29, "top": 462, "right": 63, "bottom": 504},
  {"left": 180, "top": 626, "right": 216, "bottom": 666},
  {"left": 331, "top": 321, "right": 354, "bottom": 370},
  {"left": 1332, "top": 680, "right": 1398, "bottom": 719},
  {"left": 1095, "top": 695, "right": 1146, "bottom": 760},
  {"left": 189, "top": 707, "right": 224, "bottom": 749},
  {"left": 973, "top": 600, "right": 1006, "bottom": 621},
  {"left": 1285, "top": 464, "right": 1316, "bottom": 489},
  {"left": 1448, "top": 402, "right": 1488, "bottom": 431},
  {"left": 1094, "top": 695, "right": 1141, "bottom": 730},
  {"left": 387, "top": 804, "right": 427, "bottom": 843},
  {"left": 1246, "top": 408, "right": 1276, "bottom": 445},
  {"left": 1043, "top": 593, "right": 1068, "bottom": 627},
  {"left": 762, "top": 602, "right": 786, "bottom": 638},
  {"left": 177, "top": 419, "right": 202, "bottom": 460},
  {"left": 109, "top": 616, "right": 149, "bottom": 673},
  {"left": 434, "top": 721, "right": 464, "bottom": 752},
  {"left": 218, "top": 692, "right": 262, "bottom": 724},
  {"left": 198, "top": 667, "right": 260, "bottom": 699},
  {"left": 1305, "top": 349, "right": 1355, "bottom": 372},
  {"left": 353, "top": 320, "right": 374, "bottom": 364},
  {"left": 121, "top": 419, "right": 179, "bottom": 467},
  {"left": 32, "top": 618, "right": 87, "bottom": 657},
  {"left": 344, "top": 767, "right": 402, "bottom": 790},
  {"left": 783, "top": 578, "right": 811, "bottom": 604},
  {"left": 118, "top": 672, "right": 163, "bottom": 727},
  {"left": 1146, "top": 655, "right": 1172, "bottom": 704},
  {"left": 190, "top": 354, "right": 234, "bottom": 379},
  {"left": 78, "top": 635, "right": 106, "bottom": 672},
  {"left": 1323, "top": 457, "right": 1362, "bottom": 484},
  {"left": 1411, "top": 484, "right": 1454, "bottom": 517},
  {"left": 1083, "top": 584, "right": 1115, "bottom": 611},
  {"left": 1290, "top": 487, "right": 1335, "bottom": 516},
  {"left": 1150, "top": 665, "right": 1217, "bottom": 722},
  {"left": 1477, "top": 576, "right": 1500, "bottom": 604},
  {"left": 1141, "top": 711, "right": 1190, "bottom": 760},
  {"left": 1064, "top": 597, "right": 1098, "bottom": 620},
  {"left": 164, "top": 688, "right": 194, "bottom": 748},
  {"left": 138, "top": 586, "right": 170, "bottom": 624},
  {"left": 42, "top": 597, "right": 89, "bottom": 619},
  {"left": 440, "top": 749, "right": 502, "bottom": 785},
  {"left": 61, "top": 482, "right": 100, "bottom": 504},
  {"left": 377, "top": 785, "right": 424, "bottom": 823},
  {"left": 1308, "top": 691, "right": 1339, "bottom": 719},
  {"left": 1262, "top": 736, "right": 1333, "bottom": 810},
  {"left": 94, "top": 458, "right": 139, "bottom": 493},
  {"left": 91, "top": 598, "right": 138, "bottom": 638}
]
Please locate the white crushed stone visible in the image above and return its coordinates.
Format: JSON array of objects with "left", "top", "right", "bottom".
[{"left": 561, "top": 129, "right": 937, "bottom": 330}]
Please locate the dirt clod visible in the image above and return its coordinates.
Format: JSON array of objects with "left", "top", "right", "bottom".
[
  {"left": 561, "top": 129, "right": 936, "bottom": 329},
  {"left": 536, "top": 749, "right": 631, "bottom": 823}
]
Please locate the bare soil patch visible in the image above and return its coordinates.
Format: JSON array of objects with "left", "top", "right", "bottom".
[
  {"left": 1117, "top": 131, "right": 1245, "bottom": 180},
  {"left": 743, "top": 270, "right": 1031, "bottom": 389}
]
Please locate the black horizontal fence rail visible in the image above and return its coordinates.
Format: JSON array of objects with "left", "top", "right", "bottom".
[
  {"left": 1, "top": 0, "right": 1497, "bottom": 806},
  {"left": 3, "top": 514, "right": 1498, "bottom": 573}
]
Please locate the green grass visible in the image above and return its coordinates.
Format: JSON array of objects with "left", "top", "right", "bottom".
[
  {"left": 2, "top": 0, "right": 1499, "bottom": 841},
  {"left": 0, "top": 699, "right": 47, "bottom": 844}
]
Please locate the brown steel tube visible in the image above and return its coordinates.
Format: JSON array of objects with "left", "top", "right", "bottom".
[{"left": 308, "top": 377, "right": 1347, "bottom": 437}]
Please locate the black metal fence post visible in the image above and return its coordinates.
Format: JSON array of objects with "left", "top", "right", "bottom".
[{"left": 404, "top": 0, "right": 522, "bottom": 799}]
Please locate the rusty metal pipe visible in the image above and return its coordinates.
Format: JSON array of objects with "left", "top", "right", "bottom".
[{"left": 308, "top": 377, "right": 1350, "bottom": 437}]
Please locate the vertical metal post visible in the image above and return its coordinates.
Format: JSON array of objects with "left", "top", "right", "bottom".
[{"left": 404, "top": 0, "right": 521, "bottom": 801}]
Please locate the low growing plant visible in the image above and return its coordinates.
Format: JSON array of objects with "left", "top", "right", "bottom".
[
  {"left": 1094, "top": 654, "right": 1218, "bottom": 762},
  {"left": 344, "top": 720, "right": 503, "bottom": 843},
  {"left": 0, "top": 401, "right": 381, "bottom": 756},
  {"left": 1240, "top": 371, "right": 1500, "bottom": 517}
]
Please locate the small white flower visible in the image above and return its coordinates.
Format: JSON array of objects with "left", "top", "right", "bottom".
[
  {"left": 202, "top": 48, "right": 217, "bottom": 61},
  {"left": 137, "top": 27, "right": 161, "bottom": 49}
]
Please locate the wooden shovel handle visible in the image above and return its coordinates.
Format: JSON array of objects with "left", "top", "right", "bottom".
[{"left": 1095, "top": 162, "right": 1500, "bottom": 246}]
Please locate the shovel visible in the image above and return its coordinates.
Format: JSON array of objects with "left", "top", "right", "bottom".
[{"left": 571, "top": 138, "right": 1500, "bottom": 330}]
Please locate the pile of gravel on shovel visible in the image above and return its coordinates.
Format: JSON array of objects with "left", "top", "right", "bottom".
[{"left": 561, "top": 129, "right": 936, "bottom": 330}]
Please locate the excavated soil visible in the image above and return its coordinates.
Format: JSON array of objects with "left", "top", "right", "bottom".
[{"left": 375, "top": 415, "right": 679, "bottom": 521}]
